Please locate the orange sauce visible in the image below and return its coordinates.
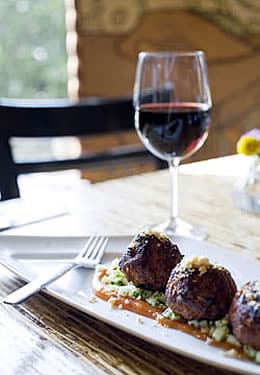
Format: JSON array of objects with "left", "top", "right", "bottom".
[
  {"left": 95, "top": 289, "right": 162, "bottom": 319},
  {"left": 94, "top": 269, "right": 162, "bottom": 319},
  {"left": 93, "top": 270, "right": 250, "bottom": 361},
  {"left": 157, "top": 316, "right": 208, "bottom": 340}
]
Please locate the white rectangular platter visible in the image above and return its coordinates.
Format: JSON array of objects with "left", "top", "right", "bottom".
[{"left": 0, "top": 235, "right": 259, "bottom": 375}]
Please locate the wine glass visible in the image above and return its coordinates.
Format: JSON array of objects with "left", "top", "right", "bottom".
[{"left": 133, "top": 51, "right": 212, "bottom": 240}]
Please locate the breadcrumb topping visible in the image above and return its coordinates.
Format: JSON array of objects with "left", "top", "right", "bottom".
[
  {"left": 182, "top": 256, "right": 226, "bottom": 276},
  {"left": 142, "top": 230, "right": 168, "bottom": 242},
  {"left": 243, "top": 281, "right": 260, "bottom": 308},
  {"left": 183, "top": 256, "right": 211, "bottom": 275},
  {"left": 128, "top": 230, "right": 169, "bottom": 249},
  {"left": 134, "top": 230, "right": 169, "bottom": 243}
]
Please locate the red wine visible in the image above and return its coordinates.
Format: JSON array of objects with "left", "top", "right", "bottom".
[{"left": 135, "top": 103, "right": 211, "bottom": 160}]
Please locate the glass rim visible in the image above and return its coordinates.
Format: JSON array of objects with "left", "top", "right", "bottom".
[{"left": 138, "top": 50, "right": 205, "bottom": 58}]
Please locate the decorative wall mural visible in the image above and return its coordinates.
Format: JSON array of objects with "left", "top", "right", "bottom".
[
  {"left": 78, "top": 0, "right": 260, "bottom": 39},
  {"left": 67, "top": 0, "right": 260, "bottom": 160}
]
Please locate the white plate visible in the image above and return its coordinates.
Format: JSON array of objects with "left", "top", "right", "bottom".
[{"left": 0, "top": 235, "right": 259, "bottom": 375}]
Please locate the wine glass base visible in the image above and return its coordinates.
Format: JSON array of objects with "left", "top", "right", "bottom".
[{"left": 152, "top": 218, "right": 208, "bottom": 241}]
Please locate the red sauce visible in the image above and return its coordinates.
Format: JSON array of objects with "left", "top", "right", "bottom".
[{"left": 93, "top": 270, "right": 249, "bottom": 361}]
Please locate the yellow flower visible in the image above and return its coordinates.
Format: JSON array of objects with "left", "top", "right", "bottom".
[
  {"left": 237, "top": 136, "right": 260, "bottom": 155},
  {"left": 236, "top": 129, "right": 260, "bottom": 156}
]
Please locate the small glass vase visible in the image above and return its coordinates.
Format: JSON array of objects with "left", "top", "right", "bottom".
[
  {"left": 245, "top": 156, "right": 260, "bottom": 192},
  {"left": 234, "top": 156, "right": 260, "bottom": 214}
]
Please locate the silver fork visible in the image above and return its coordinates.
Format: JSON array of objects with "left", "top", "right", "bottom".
[{"left": 3, "top": 235, "right": 108, "bottom": 305}]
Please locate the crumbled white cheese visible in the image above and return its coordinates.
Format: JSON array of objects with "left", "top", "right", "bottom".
[
  {"left": 136, "top": 316, "right": 144, "bottom": 324},
  {"left": 88, "top": 295, "right": 97, "bottom": 303},
  {"left": 254, "top": 281, "right": 260, "bottom": 291},
  {"left": 108, "top": 297, "right": 117, "bottom": 308},
  {"left": 95, "top": 264, "right": 108, "bottom": 272},
  {"left": 224, "top": 349, "right": 239, "bottom": 358}
]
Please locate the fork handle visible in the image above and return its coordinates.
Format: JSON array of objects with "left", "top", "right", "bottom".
[
  {"left": 3, "top": 262, "right": 77, "bottom": 305},
  {"left": 4, "top": 257, "right": 100, "bottom": 305}
]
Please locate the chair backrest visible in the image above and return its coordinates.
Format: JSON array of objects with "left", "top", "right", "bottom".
[{"left": 0, "top": 97, "right": 158, "bottom": 201}]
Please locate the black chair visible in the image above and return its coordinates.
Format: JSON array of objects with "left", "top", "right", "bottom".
[{"left": 0, "top": 97, "right": 164, "bottom": 201}]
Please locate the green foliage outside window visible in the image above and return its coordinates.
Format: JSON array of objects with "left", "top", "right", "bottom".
[{"left": 0, "top": 0, "right": 67, "bottom": 98}]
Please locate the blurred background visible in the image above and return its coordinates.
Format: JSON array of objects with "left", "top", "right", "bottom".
[
  {"left": 0, "top": 0, "right": 67, "bottom": 98},
  {"left": 1, "top": 0, "right": 260, "bottom": 181}
]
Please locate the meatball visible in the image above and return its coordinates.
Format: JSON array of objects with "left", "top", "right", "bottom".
[
  {"left": 119, "top": 231, "right": 183, "bottom": 291},
  {"left": 165, "top": 257, "right": 237, "bottom": 321},
  {"left": 229, "top": 280, "right": 260, "bottom": 349}
]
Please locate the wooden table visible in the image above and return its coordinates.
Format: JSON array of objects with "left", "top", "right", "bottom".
[{"left": 0, "top": 155, "right": 259, "bottom": 375}]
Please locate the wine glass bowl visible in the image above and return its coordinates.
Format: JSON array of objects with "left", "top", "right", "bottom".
[
  {"left": 135, "top": 102, "right": 210, "bottom": 161},
  {"left": 133, "top": 51, "right": 212, "bottom": 240}
]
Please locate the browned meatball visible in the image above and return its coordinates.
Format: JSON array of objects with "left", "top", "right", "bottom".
[
  {"left": 119, "top": 231, "right": 183, "bottom": 291},
  {"left": 229, "top": 280, "right": 260, "bottom": 349},
  {"left": 165, "top": 257, "right": 237, "bottom": 320}
]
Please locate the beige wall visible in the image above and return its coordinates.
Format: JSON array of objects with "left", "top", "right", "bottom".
[{"left": 66, "top": 0, "right": 260, "bottom": 162}]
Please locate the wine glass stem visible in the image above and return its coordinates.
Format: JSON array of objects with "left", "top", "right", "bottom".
[{"left": 169, "top": 158, "right": 180, "bottom": 224}]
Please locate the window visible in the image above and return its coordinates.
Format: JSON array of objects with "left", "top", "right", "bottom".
[
  {"left": 0, "top": 0, "right": 67, "bottom": 98},
  {"left": 0, "top": 1, "right": 77, "bottom": 165}
]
